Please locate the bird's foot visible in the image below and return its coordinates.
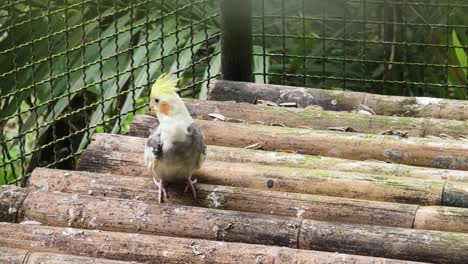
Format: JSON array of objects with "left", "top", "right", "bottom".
[
  {"left": 153, "top": 176, "right": 168, "bottom": 203},
  {"left": 184, "top": 176, "right": 197, "bottom": 200}
]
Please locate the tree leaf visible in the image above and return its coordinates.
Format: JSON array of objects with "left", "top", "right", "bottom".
[
  {"left": 110, "top": 19, "right": 189, "bottom": 134},
  {"left": 76, "top": 27, "right": 136, "bottom": 152},
  {"left": 253, "top": 45, "right": 270, "bottom": 84},
  {"left": 452, "top": 29, "right": 467, "bottom": 79},
  {"left": 169, "top": 28, "right": 218, "bottom": 75}
]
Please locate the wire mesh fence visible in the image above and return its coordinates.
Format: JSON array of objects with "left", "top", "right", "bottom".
[
  {"left": 0, "top": 0, "right": 467, "bottom": 185},
  {"left": 251, "top": 0, "right": 467, "bottom": 99},
  {"left": 0, "top": 0, "right": 220, "bottom": 185}
]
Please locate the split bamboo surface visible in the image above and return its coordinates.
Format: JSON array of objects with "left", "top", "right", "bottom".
[
  {"left": 0, "top": 223, "right": 427, "bottom": 264},
  {"left": 83, "top": 133, "right": 468, "bottom": 182},
  {"left": 0, "top": 247, "right": 137, "bottom": 264},
  {"left": 1, "top": 186, "right": 467, "bottom": 263},
  {"left": 78, "top": 134, "right": 468, "bottom": 207},
  {"left": 149, "top": 98, "right": 468, "bottom": 138},
  {"left": 28, "top": 168, "right": 468, "bottom": 233},
  {"left": 3, "top": 83, "right": 467, "bottom": 263},
  {"left": 208, "top": 80, "right": 468, "bottom": 121},
  {"left": 0, "top": 185, "right": 28, "bottom": 222},
  {"left": 129, "top": 115, "right": 468, "bottom": 170}
]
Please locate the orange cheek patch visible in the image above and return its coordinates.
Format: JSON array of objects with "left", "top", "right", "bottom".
[{"left": 159, "top": 102, "right": 171, "bottom": 115}]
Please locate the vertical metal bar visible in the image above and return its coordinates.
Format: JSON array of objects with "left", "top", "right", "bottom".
[
  {"left": 29, "top": 0, "right": 41, "bottom": 176},
  {"left": 444, "top": 0, "right": 450, "bottom": 98},
  {"left": 175, "top": 0, "right": 180, "bottom": 87},
  {"left": 422, "top": 36, "right": 428, "bottom": 96},
  {"left": 321, "top": 1, "right": 326, "bottom": 88},
  {"left": 11, "top": 0, "right": 26, "bottom": 180},
  {"left": 114, "top": 0, "right": 123, "bottom": 133},
  {"left": 362, "top": 0, "right": 367, "bottom": 91},
  {"left": 81, "top": 0, "right": 91, "bottom": 149},
  {"left": 423, "top": 12, "right": 428, "bottom": 97},
  {"left": 1, "top": 138, "right": 8, "bottom": 184},
  {"left": 382, "top": 0, "right": 387, "bottom": 95},
  {"left": 64, "top": 0, "right": 75, "bottom": 167},
  {"left": 281, "top": 0, "right": 286, "bottom": 85},
  {"left": 302, "top": 0, "right": 306, "bottom": 87},
  {"left": 202, "top": 0, "right": 212, "bottom": 88},
  {"left": 145, "top": 0, "right": 150, "bottom": 100},
  {"left": 343, "top": 0, "right": 347, "bottom": 90},
  {"left": 189, "top": 1, "right": 196, "bottom": 97},
  {"left": 130, "top": 1, "right": 137, "bottom": 114},
  {"left": 261, "top": 0, "right": 266, "bottom": 84},
  {"left": 96, "top": 0, "right": 106, "bottom": 136},
  {"left": 7, "top": 0, "right": 18, "bottom": 181},
  {"left": 220, "top": 0, "right": 253, "bottom": 82},
  {"left": 159, "top": 0, "right": 166, "bottom": 72},
  {"left": 46, "top": 0, "right": 58, "bottom": 169},
  {"left": 0, "top": 120, "right": 8, "bottom": 182},
  {"left": 403, "top": 0, "right": 408, "bottom": 96}
]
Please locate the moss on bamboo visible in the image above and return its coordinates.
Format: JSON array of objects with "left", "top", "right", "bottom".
[
  {"left": 82, "top": 133, "right": 468, "bottom": 183},
  {"left": 131, "top": 115, "right": 468, "bottom": 169},
  {"left": 208, "top": 80, "right": 468, "bottom": 120},
  {"left": 183, "top": 98, "right": 468, "bottom": 138}
]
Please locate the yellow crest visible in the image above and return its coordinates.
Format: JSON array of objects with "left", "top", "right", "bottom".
[{"left": 150, "top": 73, "right": 179, "bottom": 98}]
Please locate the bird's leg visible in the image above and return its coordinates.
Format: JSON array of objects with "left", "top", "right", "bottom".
[
  {"left": 152, "top": 176, "right": 168, "bottom": 203},
  {"left": 184, "top": 175, "right": 197, "bottom": 199}
]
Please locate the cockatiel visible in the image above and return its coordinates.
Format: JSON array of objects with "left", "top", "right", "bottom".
[{"left": 144, "top": 73, "right": 206, "bottom": 203}]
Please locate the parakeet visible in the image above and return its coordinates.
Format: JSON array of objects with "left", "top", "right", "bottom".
[{"left": 144, "top": 73, "right": 206, "bottom": 203}]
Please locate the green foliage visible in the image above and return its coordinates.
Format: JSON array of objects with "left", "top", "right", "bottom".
[
  {"left": 452, "top": 30, "right": 467, "bottom": 82},
  {"left": 0, "top": 0, "right": 220, "bottom": 184},
  {"left": 251, "top": 0, "right": 467, "bottom": 99}
]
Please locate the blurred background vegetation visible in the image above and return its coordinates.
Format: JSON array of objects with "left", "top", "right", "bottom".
[
  {"left": 0, "top": 0, "right": 467, "bottom": 185},
  {"left": 252, "top": 0, "right": 467, "bottom": 99}
]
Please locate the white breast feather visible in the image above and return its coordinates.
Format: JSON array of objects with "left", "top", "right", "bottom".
[{"left": 159, "top": 120, "right": 191, "bottom": 152}]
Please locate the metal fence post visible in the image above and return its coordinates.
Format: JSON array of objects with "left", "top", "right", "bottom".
[{"left": 220, "top": 0, "right": 253, "bottom": 82}]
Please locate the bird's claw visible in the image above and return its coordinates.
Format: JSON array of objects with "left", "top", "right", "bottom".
[
  {"left": 184, "top": 176, "right": 197, "bottom": 200},
  {"left": 153, "top": 176, "right": 168, "bottom": 203}
]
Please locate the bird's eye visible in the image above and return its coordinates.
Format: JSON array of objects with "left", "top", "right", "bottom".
[{"left": 154, "top": 98, "right": 159, "bottom": 103}]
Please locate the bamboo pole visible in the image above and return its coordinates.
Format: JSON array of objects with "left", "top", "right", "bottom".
[
  {"left": 0, "top": 247, "right": 26, "bottom": 264},
  {"left": 0, "top": 247, "right": 137, "bottom": 264},
  {"left": 28, "top": 168, "right": 468, "bottom": 233},
  {"left": 79, "top": 153, "right": 451, "bottom": 206},
  {"left": 442, "top": 182, "right": 468, "bottom": 207},
  {"left": 207, "top": 80, "right": 468, "bottom": 121},
  {"left": 0, "top": 185, "right": 28, "bottom": 222},
  {"left": 0, "top": 223, "right": 426, "bottom": 264},
  {"left": 199, "top": 161, "right": 449, "bottom": 205},
  {"left": 28, "top": 168, "right": 418, "bottom": 229},
  {"left": 297, "top": 219, "right": 468, "bottom": 263},
  {"left": 128, "top": 115, "right": 468, "bottom": 170},
  {"left": 16, "top": 187, "right": 303, "bottom": 248},
  {"left": 81, "top": 133, "right": 468, "bottom": 182},
  {"left": 413, "top": 206, "right": 468, "bottom": 233},
  {"left": 149, "top": 98, "right": 468, "bottom": 138},
  {"left": 1, "top": 187, "right": 467, "bottom": 263},
  {"left": 78, "top": 136, "right": 468, "bottom": 207}
]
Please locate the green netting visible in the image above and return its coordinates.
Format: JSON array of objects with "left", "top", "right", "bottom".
[
  {"left": 0, "top": 0, "right": 220, "bottom": 185},
  {"left": 252, "top": 0, "right": 467, "bottom": 98},
  {"left": 1, "top": 0, "right": 467, "bottom": 185}
]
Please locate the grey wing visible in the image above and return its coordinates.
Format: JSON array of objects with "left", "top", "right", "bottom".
[
  {"left": 188, "top": 123, "right": 207, "bottom": 169},
  {"left": 144, "top": 129, "right": 163, "bottom": 169}
]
